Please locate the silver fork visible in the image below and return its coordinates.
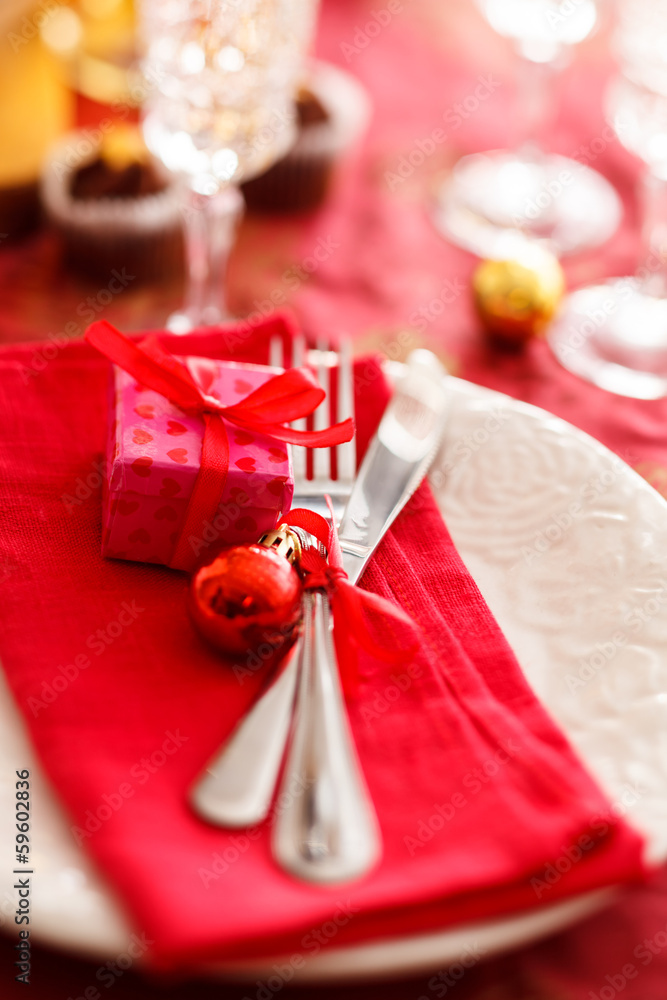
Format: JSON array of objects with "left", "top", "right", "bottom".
[
  {"left": 190, "top": 334, "right": 380, "bottom": 882},
  {"left": 270, "top": 338, "right": 380, "bottom": 883},
  {"left": 190, "top": 333, "right": 350, "bottom": 828}
]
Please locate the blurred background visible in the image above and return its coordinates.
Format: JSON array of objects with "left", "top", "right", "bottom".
[{"left": 0, "top": 0, "right": 635, "bottom": 353}]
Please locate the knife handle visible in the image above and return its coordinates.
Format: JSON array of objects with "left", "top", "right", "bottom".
[{"left": 189, "top": 642, "right": 300, "bottom": 828}]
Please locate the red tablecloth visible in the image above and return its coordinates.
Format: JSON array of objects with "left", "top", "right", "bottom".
[{"left": 2, "top": 0, "right": 667, "bottom": 997}]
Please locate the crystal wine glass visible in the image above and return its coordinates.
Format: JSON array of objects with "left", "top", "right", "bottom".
[
  {"left": 433, "top": 0, "right": 622, "bottom": 258},
  {"left": 548, "top": 0, "right": 667, "bottom": 398},
  {"left": 138, "top": 0, "right": 318, "bottom": 332}
]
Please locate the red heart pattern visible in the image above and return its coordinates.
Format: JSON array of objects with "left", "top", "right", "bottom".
[
  {"left": 266, "top": 477, "right": 285, "bottom": 497},
  {"left": 160, "top": 478, "right": 181, "bottom": 498},
  {"left": 131, "top": 456, "right": 153, "bottom": 477},
  {"left": 132, "top": 429, "right": 153, "bottom": 445},
  {"left": 111, "top": 364, "right": 298, "bottom": 563},
  {"left": 128, "top": 528, "right": 150, "bottom": 544},
  {"left": 197, "top": 368, "right": 215, "bottom": 393},
  {"left": 134, "top": 404, "right": 155, "bottom": 419},
  {"left": 234, "top": 430, "right": 255, "bottom": 446},
  {"left": 154, "top": 506, "right": 177, "bottom": 522},
  {"left": 167, "top": 420, "right": 187, "bottom": 436},
  {"left": 116, "top": 500, "right": 139, "bottom": 516}
]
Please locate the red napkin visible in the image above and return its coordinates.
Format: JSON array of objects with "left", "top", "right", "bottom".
[{"left": 0, "top": 320, "right": 645, "bottom": 970}]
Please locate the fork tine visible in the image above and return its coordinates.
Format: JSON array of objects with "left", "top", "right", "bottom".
[
  {"left": 336, "top": 338, "right": 356, "bottom": 484},
  {"left": 291, "top": 331, "right": 305, "bottom": 370},
  {"left": 313, "top": 335, "right": 332, "bottom": 482},
  {"left": 290, "top": 333, "right": 308, "bottom": 485},
  {"left": 271, "top": 331, "right": 309, "bottom": 486},
  {"left": 269, "top": 334, "right": 283, "bottom": 369}
]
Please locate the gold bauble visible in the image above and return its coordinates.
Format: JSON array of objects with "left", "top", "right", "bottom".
[{"left": 472, "top": 244, "right": 565, "bottom": 347}]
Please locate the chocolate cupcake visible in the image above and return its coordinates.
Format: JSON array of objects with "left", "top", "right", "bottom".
[
  {"left": 41, "top": 124, "right": 183, "bottom": 284},
  {"left": 241, "top": 60, "right": 371, "bottom": 213}
]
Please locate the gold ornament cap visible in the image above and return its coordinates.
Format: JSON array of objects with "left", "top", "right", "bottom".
[{"left": 257, "top": 525, "right": 302, "bottom": 565}]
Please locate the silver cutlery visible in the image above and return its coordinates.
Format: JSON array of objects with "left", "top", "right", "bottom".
[
  {"left": 191, "top": 340, "right": 448, "bottom": 885},
  {"left": 190, "top": 641, "right": 301, "bottom": 828},
  {"left": 191, "top": 333, "right": 355, "bottom": 831},
  {"left": 338, "top": 349, "right": 449, "bottom": 582}
]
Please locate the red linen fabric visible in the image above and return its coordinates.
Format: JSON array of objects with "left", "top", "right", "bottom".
[{"left": 0, "top": 323, "right": 645, "bottom": 971}]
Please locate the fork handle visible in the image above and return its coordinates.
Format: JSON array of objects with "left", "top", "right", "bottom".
[
  {"left": 272, "top": 590, "right": 381, "bottom": 883},
  {"left": 189, "top": 642, "right": 299, "bottom": 828}
]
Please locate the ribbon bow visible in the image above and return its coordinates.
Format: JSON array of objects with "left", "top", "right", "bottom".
[
  {"left": 85, "top": 320, "right": 354, "bottom": 571},
  {"left": 280, "top": 504, "right": 420, "bottom": 697}
]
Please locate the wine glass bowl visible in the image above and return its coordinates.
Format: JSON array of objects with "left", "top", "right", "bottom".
[
  {"left": 434, "top": 150, "right": 621, "bottom": 258},
  {"left": 607, "top": 74, "right": 667, "bottom": 171},
  {"left": 141, "top": 1, "right": 308, "bottom": 191},
  {"left": 137, "top": 0, "right": 317, "bottom": 331},
  {"left": 548, "top": 0, "right": 667, "bottom": 399},
  {"left": 432, "top": 0, "right": 622, "bottom": 258},
  {"left": 481, "top": 0, "right": 598, "bottom": 63}
]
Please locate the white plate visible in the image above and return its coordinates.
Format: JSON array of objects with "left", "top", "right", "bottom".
[{"left": 2, "top": 376, "right": 667, "bottom": 981}]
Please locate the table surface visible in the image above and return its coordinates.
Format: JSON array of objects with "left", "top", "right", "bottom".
[{"left": 3, "top": 1, "right": 667, "bottom": 997}]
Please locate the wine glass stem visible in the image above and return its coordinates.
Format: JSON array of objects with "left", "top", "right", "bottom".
[
  {"left": 180, "top": 183, "right": 243, "bottom": 326},
  {"left": 515, "top": 56, "right": 558, "bottom": 157},
  {"left": 639, "top": 168, "right": 667, "bottom": 296}
]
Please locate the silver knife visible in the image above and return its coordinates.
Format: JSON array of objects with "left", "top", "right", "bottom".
[
  {"left": 339, "top": 348, "right": 448, "bottom": 583},
  {"left": 190, "top": 350, "right": 448, "bottom": 833}
]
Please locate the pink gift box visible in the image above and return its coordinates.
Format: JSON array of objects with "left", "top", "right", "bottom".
[{"left": 102, "top": 356, "right": 294, "bottom": 568}]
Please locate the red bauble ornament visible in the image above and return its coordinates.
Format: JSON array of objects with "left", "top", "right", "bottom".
[{"left": 189, "top": 527, "right": 303, "bottom": 657}]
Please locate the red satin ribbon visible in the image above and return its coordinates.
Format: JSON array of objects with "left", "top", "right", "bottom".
[
  {"left": 280, "top": 504, "right": 420, "bottom": 697},
  {"left": 85, "top": 320, "right": 354, "bottom": 572}
]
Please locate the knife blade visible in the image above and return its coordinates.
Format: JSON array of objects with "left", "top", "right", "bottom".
[{"left": 339, "top": 348, "right": 448, "bottom": 584}]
